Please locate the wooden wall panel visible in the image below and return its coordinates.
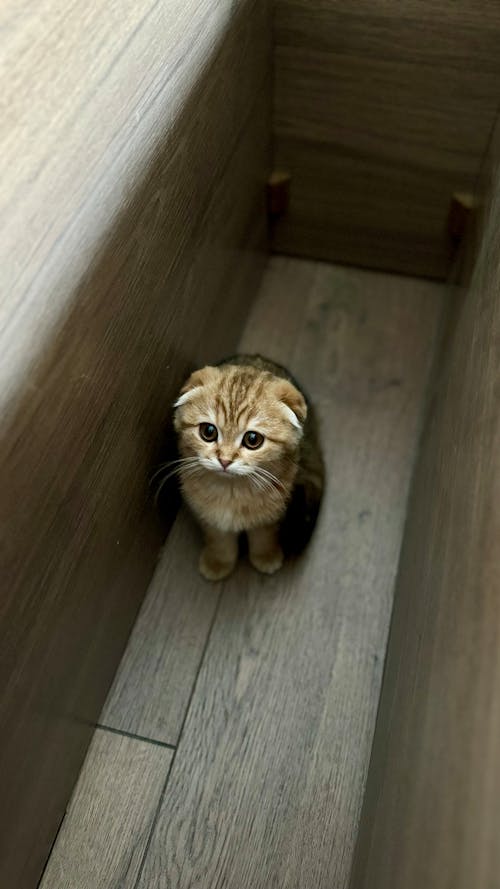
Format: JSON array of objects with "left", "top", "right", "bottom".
[
  {"left": 349, "top": 105, "right": 500, "bottom": 888},
  {"left": 0, "top": 2, "right": 272, "bottom": 887},
  {"left": 273, "top": 0, "right": 500, "bottom": 277}
]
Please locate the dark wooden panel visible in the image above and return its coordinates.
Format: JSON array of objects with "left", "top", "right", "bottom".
[
  {"left": 273, "top": 0, "right": 500, "bottom": 276},
  {"left": 350, "top": 114, "right": 500, "bottom": 889},
  {"left": 0, "top": 1, "right": 272, "bottom": 886},
  {"left": 39, "top": 730, "right": 173, "bottom": 889},
  {"left": 275, "top": 0, "right": 500, "bottom": 69},
  {"left": 135, "top": 259, "right": 443, "bottom": 889},
  {"left": 273, "top": 135, "right": 460, "bottom": 278}
]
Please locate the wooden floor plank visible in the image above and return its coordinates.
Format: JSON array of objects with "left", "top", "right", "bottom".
[
  {"left": 101, "top": 513, "right": 219, "bottom": 745},
  {"left": 39, "top": 729, "right": 172, "bottom": 889},
  {"left": 134, "top": 258, "right": 444, "bottom": 889}
]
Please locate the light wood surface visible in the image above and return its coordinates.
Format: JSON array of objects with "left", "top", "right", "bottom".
[
  {"left": 102, "top": 513, "right": 220, "bottom": 745},
  {"left": 40, "top": 730, "right": 173, "bottom": 889},
  {"left": 350, "top": 106, "right": 500, "bottom": 889},
  {"left": 273, "top": 0, "right": 500, "bottom": 277},
  {"left": 101, "top": 258, "right": 442, "bottom": 889},
  {"left": 0, "top": 2, "right": 271, "bottom": 886}
]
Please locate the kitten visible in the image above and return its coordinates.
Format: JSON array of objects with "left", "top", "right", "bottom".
[{"left": 172, "top": 354, "right": 324, "bottom": 581}]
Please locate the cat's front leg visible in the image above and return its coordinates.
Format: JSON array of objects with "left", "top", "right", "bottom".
[
  {"left": 248, "top": 523, "right": 284, "bottom": 575},
  {"left": 199, "top": 525, "right": 238, "bottom": 581}
]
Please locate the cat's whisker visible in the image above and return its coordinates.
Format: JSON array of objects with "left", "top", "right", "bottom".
[
  {"left": 169, "top": 463, "right": 204, "bottom": 485},
  {"left": 150, "top": 457, "right": 199, "bottom": 486},
  {"left": 154, "top": 472, "right": 180, "bottom": 505},
  {"left": 248, "top": 476, "right": 270, "bottom": 496},
  {"left": 154, "top": 467, "right": 204, "bottom": 506},
  {"left": 153, "top": 461, "right": 203, "bottom": 504},
  {"left": 248, "top": 471, "right": 284, "bottom": 499},
  {"left": 153, "top": 456, "right": 199, "bottom": 470},
  {"left": 254, "top": 475, "right": 289, "bottom": 506},
  {"left": 252, "top": 466, "right": 288, "bottom": 492},
  {"left": 248, "top": 473, "right": 268, "bottom": 490}
]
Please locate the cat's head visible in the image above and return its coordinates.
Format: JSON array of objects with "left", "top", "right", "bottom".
[{"left": 173, "top": 364, "right": 307, "bottom": 479}]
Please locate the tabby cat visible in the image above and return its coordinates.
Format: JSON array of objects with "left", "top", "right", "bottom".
[{"left": 171, "top": 355, "right": 324, "bottom": 580}]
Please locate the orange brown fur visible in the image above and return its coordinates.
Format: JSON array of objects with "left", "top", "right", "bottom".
[{"left": 173, "top": 355, "right": 322, "bottom": 580}]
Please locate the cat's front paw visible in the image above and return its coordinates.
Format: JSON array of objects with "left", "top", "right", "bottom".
[
  {"left": 199, "top": 547, "right": 236, "bottom": 582},
  {"left": 250, "top": 546, "right": 284, "bottom": 575}
]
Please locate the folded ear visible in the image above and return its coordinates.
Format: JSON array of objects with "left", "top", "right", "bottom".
[
  {"left": 273, "top": 379, "right": 307, "bottom": 429},
  {"left": 173, "top": 366, "right": 218, "bottom": 408}
]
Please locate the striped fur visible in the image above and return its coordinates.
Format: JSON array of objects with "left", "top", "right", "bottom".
[{"left": 171, "top": 354, "right": 324, "bottom": 579}]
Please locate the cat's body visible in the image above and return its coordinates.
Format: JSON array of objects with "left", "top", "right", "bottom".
[{"left": 172, "top": 354, "right": 324, "bottom": 580}]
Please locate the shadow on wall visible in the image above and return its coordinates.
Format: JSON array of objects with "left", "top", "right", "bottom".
[{"left": 0, "top": 2, "right": 271, "bottom": 886}]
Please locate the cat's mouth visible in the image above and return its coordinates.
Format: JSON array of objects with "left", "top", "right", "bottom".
[
  {"left": 190, "top": 457, "right": 286, "bottom": 494},
  {"left": 200, "top": 459, "right": 248, "bottom": 478},
  {"left": 212, "top": 464, "right": 243, "bottom": 477}
]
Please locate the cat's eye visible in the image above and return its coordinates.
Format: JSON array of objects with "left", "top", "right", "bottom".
[
  {"left": 199, "top": 423, "right": 218, "bottom": 442},
  {"left": 243, "top": 430, "right": 264, "bottom": 450}
]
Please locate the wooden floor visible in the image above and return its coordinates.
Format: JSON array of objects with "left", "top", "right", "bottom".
[{"left": 40, "top": 258, "right": 443, "bottom": 889}]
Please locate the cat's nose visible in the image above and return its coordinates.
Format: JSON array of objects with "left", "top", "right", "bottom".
[{"left": 218, "top": 458, "right": 232, "bottom": 470}]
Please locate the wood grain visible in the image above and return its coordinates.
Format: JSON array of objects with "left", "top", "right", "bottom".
[
  {"left": 275, "top": 0, "right": 500, "bottom": 69},
  {"left": 349, "top": 108, "right": 500, "bottom": 889},
  {"left": 102, "top": 513, "right": 219, "bottom": 745},
  {"left": 0, "top": 2, "right": 271, "bottom": 886},
  {"left": 272, "top": 135, "right": 459, "bottom": 278},
  {"left": 135, "top": 259, "right": 444, "bottom": 889},
  {"left": 273, "top": 0, "right": 500, "bottom": 277},
  {"left": 39, "top": 729, "right": 173, "bottom": 889}
]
